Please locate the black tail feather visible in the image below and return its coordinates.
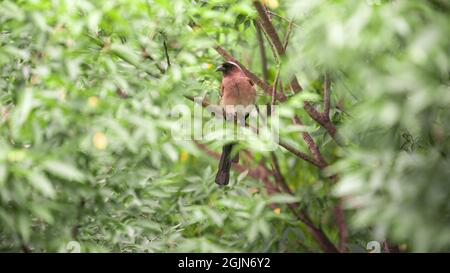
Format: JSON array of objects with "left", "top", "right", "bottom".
[{"left": 215, "top": 143, "right": 234, "bottom": 186}]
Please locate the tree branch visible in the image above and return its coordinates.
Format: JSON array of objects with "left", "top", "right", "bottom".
[
  {"left": 184, "top": 95, "right": 322, "bottom": 168},
  {"left": 253, "top": 1, "right": 285, "bottom": 56},
  {"left": 323, "top": 72, "right": 331, "bottom": 118},
  {"left": 283, "top": 19, "right": 295, "bottom": 51},
  {"left": 256, "top": 20, "right": 280, "bottom": 64},
  {"left": 270, "top": 152, "right": 291, "bottom": 194},
  {"left": 292, "top": 114, "right": 347, "bottom": 250},
  {"left": 277, "top": 140, "right": 322, "bottom": 167},
  {"left": 255, "top": 21, "right": 269, "bottom": 82},
  {"left": 163, "top": 39, "right": 171, "bottom": 69},
  {"left": 292, "top": 115, "right": 327, "bottom": 167},
  {"left": 334, "top": 200, "right": 347, "bottom": 252}
]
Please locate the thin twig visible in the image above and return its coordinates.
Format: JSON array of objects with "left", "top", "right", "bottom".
[
  {"left": 268, "top": 11, "right": 301, "bottom": 27},
  {"left": 272, "top": 65, "right": 281, "bottom": 105},
  {"left": 256, "top": 20, "right": 279, "bottom": 64},
  {"left": 323, "top": 72, "right": 331, "bottom": 118},
  {"left": 283, "top": 19, "right": 295, "bottom": 51},
  {"left": 270, "top": 152, "right": 291, "bottom": 194},
  {"left": 292, "top": 115, "right": 327, "bottom": 167},
  {"left": 255, "top": 21, "right": 269, "bottom": 81},
  {"left": 163, "top": 39, "right": 171, "bottom": 69},
  {"left": 141, "top": 46, "right": 165, "bottom": 73}
]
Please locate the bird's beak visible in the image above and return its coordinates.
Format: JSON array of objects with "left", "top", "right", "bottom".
[{"left": 215, "top": 65, "right": 225, "bottom": 72}]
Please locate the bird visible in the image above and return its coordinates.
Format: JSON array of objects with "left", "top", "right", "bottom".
[{"left": 214, "top": 61, "right": 256, "bottom": 186}]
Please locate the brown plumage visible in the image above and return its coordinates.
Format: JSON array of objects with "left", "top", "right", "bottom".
[{"left": 214, "top": 61, "right": 256, "bottom": 186}]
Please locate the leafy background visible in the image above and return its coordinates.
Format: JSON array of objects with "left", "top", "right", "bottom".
[{"left": 0, "top": 0, "right": 449, "bottom": 252}]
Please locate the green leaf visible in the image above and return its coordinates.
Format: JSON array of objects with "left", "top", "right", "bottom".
[
  {"left": 247, "top": 222, "right": 259, "bottom": 243},
  {"left": 17, "top": 214, "right": 30, "bottom": 243},
  {"left": 14, "top": 88, "right": 33, "bottom": 126},
  {"left": 237, "top": 170, "right": 248, "bottom": 183},
  {"left": 258, "top": 219, "right": 271, "bottom": 238},
  {"left": 110, "top": 44, "right": 141, "bottom": 67},
  {"left": 27, "top": 170, "right": 56, "bottom": 198},
  {"left": 42, "top": 160, "right": 85, "bottom": 183},
  {"left": 205, "top": 208, "right": 224, "bottom": 227},
  {"left": 267, "top": 194, "right": 300, "bottom": 204}
]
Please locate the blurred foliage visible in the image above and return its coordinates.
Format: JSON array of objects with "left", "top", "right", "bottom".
[
  {"left": 285, "top": 0, "right": 450, "bottom": 251},
  {"left": 0, "top": 0, "right": 449, "bottom": 252}
]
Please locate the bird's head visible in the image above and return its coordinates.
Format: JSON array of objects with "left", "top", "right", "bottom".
[{"left": 215, "top": 61, "right": 242, "bottom": 75}]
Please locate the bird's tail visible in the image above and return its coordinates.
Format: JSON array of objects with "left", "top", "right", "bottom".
[{"left": 215, "top": 143, "right": 234, "bottom": 186}]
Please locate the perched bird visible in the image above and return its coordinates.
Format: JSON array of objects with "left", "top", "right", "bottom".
[{"left": 214, "top": 61, "right": 256, "bottom": 186}]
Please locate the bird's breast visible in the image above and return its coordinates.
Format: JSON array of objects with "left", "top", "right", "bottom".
[{"left": 221, "top": 76, "right": 256, "bottom": 107}]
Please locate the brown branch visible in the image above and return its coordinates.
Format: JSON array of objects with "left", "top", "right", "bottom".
[
  {"left": 253, "top": 1, "right": 285, "bottom": 56},
  {"left": 334, "top": 200, "right": 347, "bottom": 252},
  {"left": 262, "top": 3, "right": 272, "bottom": 22},
  {"left": 270, "top": 152, "right": 291, "bottom": 194},
  {"left": 277, "top": 140, "right": 322, "bottom": 167},
  {"left": 294, "top": 207, "right": 339, "bottom": 253},
  {"left": 21, "top": 244, "right": 32, "bottom": 253},
  {"left": 283, "top": 19, "right": 295, "bottom": 51},
  {"left": 255, "top": 21, "right": 269, "bottom": 81},
  {"left": 292, "top": 114, "right": 346, "bottom": 249},
  {"left": 292, "top": 115, "right": 327, "bottom": 167}
]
